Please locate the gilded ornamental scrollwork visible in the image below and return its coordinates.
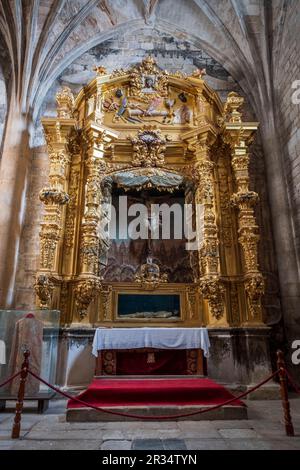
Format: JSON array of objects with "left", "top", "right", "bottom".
[
  {"left": 135, "top": 258, "right": 168, "bottom": 291},
  {"left": 129, "top": 126, "right": 168, "bottom": 167},
  {"left": 244, "top": 273, "right": 265, "bottom": 322},
  {"left": 34, "top": 274, "right": 55, "bottom": 309},
  {"left": 74, "top": 278, "right": 102, "bottom": 320},
  {"left": 199, "top": 275, "right": 225, "bottom": 321}
]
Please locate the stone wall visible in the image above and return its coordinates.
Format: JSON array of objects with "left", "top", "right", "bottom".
[
  {"left": 273, "top": 1, "right": 300, "bottom": 266},
  {"left": 14, "top": 144, "right": 49, "bottom": 308},
  {"left": 0, "top": 64, "right": 7, "bottom": 151}
]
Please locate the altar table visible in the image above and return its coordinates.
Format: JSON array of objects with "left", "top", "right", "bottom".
[{"left": 92, "top": 328, "right": 210, "bottom": 376}]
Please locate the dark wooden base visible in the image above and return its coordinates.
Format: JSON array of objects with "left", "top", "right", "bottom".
[{"left": 0, "top": 393, "right": 54, "bottom": 414}]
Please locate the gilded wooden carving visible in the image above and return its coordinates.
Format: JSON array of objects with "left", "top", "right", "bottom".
[{"left": 36, "top": 57, "right": 265, "bottom": 329}]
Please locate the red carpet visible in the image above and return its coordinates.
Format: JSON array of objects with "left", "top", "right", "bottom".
[{"left": 67, "top": 378, "right": 245, "bottom": 408}]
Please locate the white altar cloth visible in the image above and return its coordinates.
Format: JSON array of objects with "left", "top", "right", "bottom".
[{"left": 92, "top": 328, "right": 210, "bottom": 357}]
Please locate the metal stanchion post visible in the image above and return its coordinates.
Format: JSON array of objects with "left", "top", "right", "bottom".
[
  {"left": 11, "top": 349, "right": 30, "bottom": 439},
  {"left": 277, "top": 349, "right": 295, "bottom": 437}
]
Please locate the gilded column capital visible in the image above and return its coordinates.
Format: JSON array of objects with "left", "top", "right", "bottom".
[
  {"left": 84, "top": 122, "right": 119, "bottom": 156},
  {"left": 223, "top": 125, "right": 258, "bottom": 149},
  {"left": 182, "top": 126, "right": 217, "bottom": 160},
  {"left": 42, "top": 118, "right": 77, "bottom": 151},
  {"left": 231, "top": 190, "right": 259, "bottom": 209}
]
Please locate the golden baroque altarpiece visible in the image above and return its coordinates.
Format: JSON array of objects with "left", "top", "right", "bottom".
[{"left": 34, "top": 57, "right": 265, "bottom": 329}]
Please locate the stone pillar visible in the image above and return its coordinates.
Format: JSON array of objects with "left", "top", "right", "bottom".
[
  {"left": 0, "top": 103, "right": 31, "bottom": 307},
  {"left": 224, "top": 92, "right": 264, "bottom": 326},
  {"left": 74, "top": 123, "right": 118, "bottom": 321}
]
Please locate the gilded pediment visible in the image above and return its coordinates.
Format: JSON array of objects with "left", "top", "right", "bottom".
[
  {"left": 102, "top": 62, "right": 195, "bottom": 127},
  {"left": 74, "top": 56, "right": 223, "bottom": 136}
]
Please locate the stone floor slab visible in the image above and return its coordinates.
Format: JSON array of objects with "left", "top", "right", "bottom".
[
  {"left": 0, "top": 397, "right": 299, "bottom": 451},
  {"left": 132, "top": 439, "right": 164, "bottom": 450},
  {"left": 25, "top": 429, "right": 105, "bottom": 440},
  {"left": 212, "top": 420, "right": 251, "bottom": 429},
  {"left": 226, "top": 439, "right": 274, "bottom": 450},
  {"left": 269, "top": 438, "right": 300, "bottom": 450},
  {"left": 185, "top": 438, "right": 230, "bottom": 450},
  {"left": 100, "top": 440, "right": 132, "bottom": 450},
  {"left": 163, "top": 439, "right": 187, "bottom": 450},
  {"left": 0, "top": 440, "right": 14, "bottom": 449},
  {"left": 218, "top": 428, "right": 260, "bottom": 439},
  {"left": 10, "top": 439, "right": 101, "bottom": 450}
]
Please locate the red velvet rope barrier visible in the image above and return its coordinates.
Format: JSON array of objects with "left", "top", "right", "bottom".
[
  {"left": 27, "top": 368, "right": 280, "bottom": 420},
  {"left": 0, "top": 370, "right": 22, "bottom": 389}
]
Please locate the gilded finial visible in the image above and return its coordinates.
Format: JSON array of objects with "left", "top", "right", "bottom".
[
  {"left": 140, "top": 56, "right": 156, "bottom": 73},
  {"left": 224, "top": 91, "right": 244, "bottom": 123},
  {"left": 94, "top": 65, "right": 107, "bottom": 76},
  {"left": 56, "top": 86, "right": 74, "bottom": 119}
]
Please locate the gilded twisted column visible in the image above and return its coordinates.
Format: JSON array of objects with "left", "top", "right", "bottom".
[
  {"left": 184, "top": 129, "right": 226, "bottom": 325},
  {"left": 74, "top": 123, "right": 118, "bottom": 320},
  {"left": 39, "top": 148, "right": 70, "bottom": 269},
  {"left": 224, "top": 92, "right": 264, "bottom": 325}
]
